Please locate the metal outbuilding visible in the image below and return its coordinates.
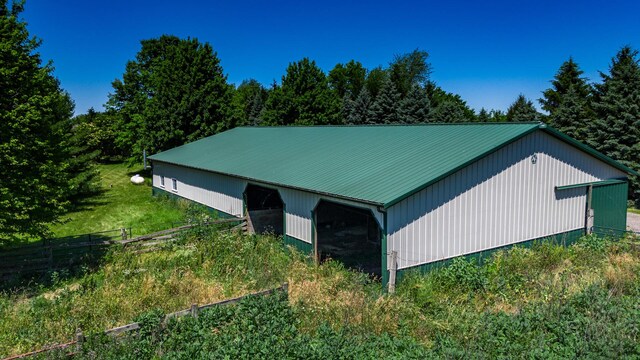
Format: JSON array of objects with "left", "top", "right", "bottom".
[{"left": 148, "top": 123, "right": 637, "bottom": 287}]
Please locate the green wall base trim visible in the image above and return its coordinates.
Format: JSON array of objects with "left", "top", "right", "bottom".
[
  {"left": 152, "top": 187, "right": 238, "bottom": 219},
  {"left": 395, "top": 228, "right": 585, "bottom": 282},
  {"left": 283, "top": 235, "right": 313, "bottom": 254}
]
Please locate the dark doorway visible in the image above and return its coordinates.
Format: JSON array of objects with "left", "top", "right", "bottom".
[
  {"left": 245, "top": 184, "right": 284, "bottom": 235},
  {"left": 315, "top": 200, "right": 382, "bottom": 276}
]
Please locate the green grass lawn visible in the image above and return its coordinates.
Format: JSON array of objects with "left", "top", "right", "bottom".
[
  {"left": 628, "top": 208, "right": 640, "bottom": 215},
  {"left": 49, "top": 163, "right": 185, "bottom": 238}
]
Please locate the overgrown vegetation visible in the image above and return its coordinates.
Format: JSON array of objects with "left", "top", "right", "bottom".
[{"left": 2, "top": 226, "right": 640, "bottom": 358}]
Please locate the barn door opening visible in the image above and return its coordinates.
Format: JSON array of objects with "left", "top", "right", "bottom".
[
  {"left": 244, "top": 184, "right": 284, "bottom": 235},
  {"left": 315, "top": 200, "right": 382, "bottom": 276}
]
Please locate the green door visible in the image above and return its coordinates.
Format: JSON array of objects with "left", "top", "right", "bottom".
[{"left": 591, "top": 181, "right": 628, "bottom": 237}]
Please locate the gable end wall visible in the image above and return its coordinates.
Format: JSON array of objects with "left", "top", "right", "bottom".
[{"left": 386, "top": 131, "right": 626, "bottom": 270}]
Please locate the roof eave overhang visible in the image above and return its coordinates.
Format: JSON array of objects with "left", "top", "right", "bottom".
[{"left": 149, "top": 158, "right": 385, "bottom": 208}]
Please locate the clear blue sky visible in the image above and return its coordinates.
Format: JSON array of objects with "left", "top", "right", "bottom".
[{"left": 22, "top": 0, "right": 640, "bottom": 115}]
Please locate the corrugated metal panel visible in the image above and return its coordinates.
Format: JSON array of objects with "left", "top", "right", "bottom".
[
  {"left": 592, "top": 181, "right": 628, "bottom": 236},
  {"left": 387, "top": 131, "right": 627, "bottom": 270},
  {"left": 148, "top": 124, "right": 544, "bottom": 205},
  {"left": 153, "top": 162, "right": 246, "bottom": 217},
  {"left": 279, "top": 187, "right": 384, "bottom": 244}
]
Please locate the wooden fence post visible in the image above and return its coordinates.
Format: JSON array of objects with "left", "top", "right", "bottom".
[
  {"left": 121, "top": 228, "right": 127, "bottom": 240},
  {"left": 388, "top": 250, "right": 397, "bottom": 294},
  {"left": 190, "top": 304, "right": 199, "bottom": 318},
  {"left": 47, "top": 239, "right": 53, "bottom": 272},
  {"left": 75, "top": 328, "right": 84, "bottom": 352}
]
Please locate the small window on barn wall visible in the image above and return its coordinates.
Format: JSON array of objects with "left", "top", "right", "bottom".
[
  {"left": 172, "top": 179, "right": 178, "bottom": 192},
  {"left": 160, "top": 176, "right": 165, "bottom": 187}
]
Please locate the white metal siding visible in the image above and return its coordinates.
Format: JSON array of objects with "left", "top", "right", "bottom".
[
  {"left": 153, "top": 162, "right": 384, "bottom": 243},
  {"left": 152, "top": 162, "right": 246, "bottom": 217},
  {"left": 279, "top": 187, "right": 384, "bottom": 245},
  {"left": 387, "top": 131, "right": 626, "bottom": 270}
]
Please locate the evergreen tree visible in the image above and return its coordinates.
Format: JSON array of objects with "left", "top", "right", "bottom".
[
  {"left": 429, "top": 100, "right": 465, "bottom": 123},
  {"left": 262, "top": 58, "right": 340, "bottom": 125},
  {"left": 0, "top": 1, "right": 73, "bottom": 240},
  {"left": 346, "top": 87, "right": 373, "bottom": 124},
  {"left": 540, "top": 57, "right": 592, "bottom": 114},
  {"left": 506, "top": 94, "right": 541, "bottom": 122},
  {"left": 247, "top": 92, "right": 265, "bottom": 126},
  {"left": 399, "top": 85, "right": 431, "bottom": 123},
  {"left": 106, "top": 35, "right": 233, "bottom": 162},
  {"left": 477, "top": 108, "right": 491, "bottom": 122},
  {"left": 389, "top": 49, "right": 431, "bottom": 97},
  {"left": 328, "top": 60, "right": 367, "bottom": 99},
  {"left": 341, "top": 94, "right": 354, "bottom": 124},
  {"left": 58, "top": 116, "right": 101, "bottom": 206},
  {"left": 369, "top": 78, "right": 401, "bottom": 124},
  {"left": 589, "top": 46, "right": 640, "bottom": 203},
  {"left": 548, "top": 86, "right": 592, "bottom": 141},
  {"left": 230, "top": 79, "right": 267, "bottom": 127},
  {"left": 425, "top": 82, "right": 476, "bottom": 121},
  {"left": 540, "top": 58, "right": 594, "bottom": 142}
]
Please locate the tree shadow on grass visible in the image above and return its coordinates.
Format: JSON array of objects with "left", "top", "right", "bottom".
[{"left": 67, "top": 188, "right": 110, "bottom": 212}]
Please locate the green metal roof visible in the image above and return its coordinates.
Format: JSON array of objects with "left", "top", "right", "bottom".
[{"left": 149, "top": 123, "right": 636, "bottom": 208}]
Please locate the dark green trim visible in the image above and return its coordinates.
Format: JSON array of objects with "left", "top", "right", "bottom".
[
  {"left": 383, "top": 126, "right": 540, "bottom": 209},
  {"left": 381, "top": 211, "right": 388, "bottom": 289},
  {"left": 396, "top": 228, "right": 585, "bottom": 281},
  {"left": 556, "top": 179, "right": 627, "bottom": 190},
  {"left": 311, "top": 209, "right": 317, "bottom": 260},
  {"left": 152, "top": 186, "right": 239, "bottom": 219},
  {"left": 283, "top": 202, "right": 287, "bottom": 244},
  {"left": 283, "top": 235, "right": 313, "bottom": 254},
  {"left": 541, "top": 126, "right": 638, "bottom": 176}
]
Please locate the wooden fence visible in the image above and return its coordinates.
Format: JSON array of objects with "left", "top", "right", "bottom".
[
  {"left": 0, "top": 218, "right": 246, "bottom": 281},
  {"left": 3, "top": 283, "right": 288, "bottom": 360}
]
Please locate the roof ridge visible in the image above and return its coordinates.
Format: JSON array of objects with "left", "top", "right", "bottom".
[{"left": 236, "top": 122, "right": 541, "bottom": 129}]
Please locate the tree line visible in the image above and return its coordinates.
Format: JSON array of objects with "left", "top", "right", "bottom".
[{"left": 1, "top": 0, "right": 639, "bottom": 241}]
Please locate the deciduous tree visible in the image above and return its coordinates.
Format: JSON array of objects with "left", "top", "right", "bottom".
[
  {"left": 389, "top": 49, "right": 431, "bottom": 97},
  {"left": 328, "top": 60, "right": 366, "bottom": 99},
  {"left": 262, "top": 58, "right": 340, "bottom": 125},
  {"left": 106, "top": 35, "right": 233, "bottom": 162}
]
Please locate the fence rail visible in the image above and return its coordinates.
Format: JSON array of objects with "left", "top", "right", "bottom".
[
  {"left": 2, "top": 283, "right": 287, "bottom": 360},
  {"left": 0, "top": 218, "right": 245, "bottom": 280}
]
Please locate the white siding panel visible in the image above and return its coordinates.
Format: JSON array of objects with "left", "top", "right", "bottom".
[
  {"left": 152, "top": 162, "right": 384, "bottom": 245},
  {"left": 387, "top": 131, "right": 626, "bottom": 270},
  {"left": 152, "top": 162, "right": 246, "bottom": 217}
]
